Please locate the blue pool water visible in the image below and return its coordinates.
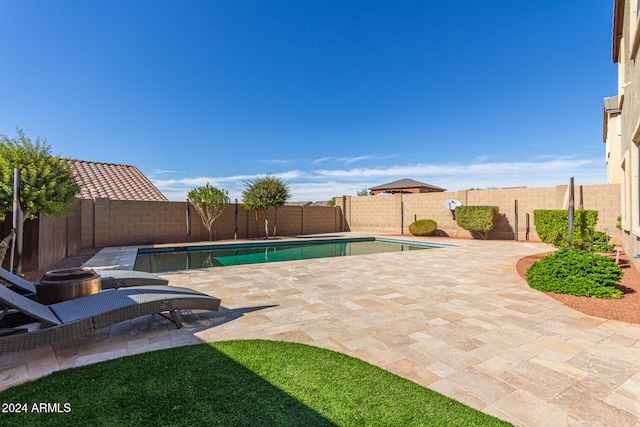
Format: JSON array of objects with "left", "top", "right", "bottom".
[{"left": 134, "top": 237, "right": 450, "bottom": 273}]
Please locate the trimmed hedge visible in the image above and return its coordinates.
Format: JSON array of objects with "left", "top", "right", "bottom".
[
  {"left": 409, "top": 219, "right": 437, "bottom": 236},
  {"left": 533, "top": 209, "right": 598, "bottom": 250},
  {"left": 526, "top": 249, "right": 623, "bottom": 299},
  {"left": 454, "top": 206, "right": 499, "bottom": 239}
]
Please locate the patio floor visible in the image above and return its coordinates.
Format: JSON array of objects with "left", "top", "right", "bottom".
[{"left": 2, "top": 234, "right": 640, "bottom": 426}]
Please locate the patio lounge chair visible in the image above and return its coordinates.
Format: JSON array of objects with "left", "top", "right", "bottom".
[
  {"left": 0, "top": 267, "right": 168, "bottom": 295},
  {"left": 0, "top": 283, "right": 221, "bottom": 355}
]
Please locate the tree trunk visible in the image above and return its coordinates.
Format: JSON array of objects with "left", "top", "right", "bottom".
[
  {"left": 264, "top": 210, "right": 269, "bottom": 239},
  {"left": 254, "top": 210, "right": 259, "bottom": 237},
  {"left": 0, "top": 230, "right": 15, "bottom": 271},
  {"left": 273, "top": 208, "right": 278, "bottom": 238}
]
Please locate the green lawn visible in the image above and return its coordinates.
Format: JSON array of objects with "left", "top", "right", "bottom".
[{"left": 0, "top": 340, "right": 511, "bottom": 426}]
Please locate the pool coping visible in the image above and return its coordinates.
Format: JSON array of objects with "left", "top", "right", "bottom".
[{"left": 82, "top": 233, "right": 458, "bottom": 272}]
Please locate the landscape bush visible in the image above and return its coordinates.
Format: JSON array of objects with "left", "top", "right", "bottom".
[
  {"left": 525, "top": 249, "right": 623, "bottom": 299},
  {"left": 590, "top": 231, "right": 615, "bottom": 253},
  {"left": 409, "top": 219, "right": 438, "bottom": 236},
  {"left": 533, "top": 209, "right": 598, "bottom": 250},
  {"left": 454, "top": 206, "right": 498, "bottom": 239}
]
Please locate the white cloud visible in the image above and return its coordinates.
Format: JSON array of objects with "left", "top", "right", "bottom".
[
  {"left": 312, "top": 156, "right": 333, "bottom": 164},
  {"left": 152, "top": 157, "right": 607, "bottom": 203}
]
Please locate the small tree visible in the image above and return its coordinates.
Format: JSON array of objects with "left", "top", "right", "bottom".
[
  {"left": 357, "top": 188, "right": 369, "bottom": 196},
  {"left": 242, "top": 175, "right": 290, "bottom": 239},
  {"left": 0, "top": 128, "right": 80, "bottom": 270},
  {"left": 187, "top": 183, "right": 229, "bottom": 241}
]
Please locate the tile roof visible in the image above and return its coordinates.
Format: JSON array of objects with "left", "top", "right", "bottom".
[{"left": 69, "top": 160, "right": 168, "bottom": 202}]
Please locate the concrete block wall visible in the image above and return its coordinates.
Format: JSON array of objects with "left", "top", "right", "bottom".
[
  {"left": 336, "top": 184, "right": 621, "bottom": 243},
  {"left": 79, "top": 200, "right": 342, "bottom": 246}
]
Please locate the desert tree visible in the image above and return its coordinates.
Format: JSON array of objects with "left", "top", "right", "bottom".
[
  {"left": 187, "top": 183, "right": 229, "bottom": 241},
  {"left": 242, "top": 174, "right": 290, "bottom": 239},
  {"left": 0, "top": 128, "right": 80, "bottom": 269}
]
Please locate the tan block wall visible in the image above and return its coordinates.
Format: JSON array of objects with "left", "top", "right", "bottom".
[
  {"left": 79, "top": 200, "right": 342, "bottom": 246},
  {"left": 336, "top": 184, "right": 621, "bottom": 243}
]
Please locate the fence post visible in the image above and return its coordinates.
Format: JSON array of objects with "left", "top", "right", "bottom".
[{"left": 514, "top": 199, "right": 518, "bottom": 241}]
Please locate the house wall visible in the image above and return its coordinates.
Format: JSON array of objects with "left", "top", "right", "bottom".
[
  {"left": 612, "top": 0, "right": 640, "bottom": 268},
  {"left": 605, "top": 110, "right": 623, "bottom": 184},
  {"left": 336, "top": 184, "right": 620, "bottom": 243}
]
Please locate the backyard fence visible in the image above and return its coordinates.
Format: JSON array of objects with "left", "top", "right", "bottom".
[
  {"left": 0, "top": 182, "right": 620, "bottom": 271},
  {"left": 335, "top": 183, "right": 620, "bottom": 243}
]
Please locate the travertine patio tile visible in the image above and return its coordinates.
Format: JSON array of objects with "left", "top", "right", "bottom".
[
  {"left": 529, "top": 356, "right": 590, "bottom": 379},
  {"left": 0, "top": 365, "right": 29, "bottom": 391},
  {"left": 428, "top": 378, "right": 488, "bottom": 410},
  {"left": 615, "top": 373, "right": 640, "bottom": 405},
  {"left": 498, "top": 359, "right": 578, "bottom": 402},
  {"left": 475, "top": 356, "right": 519, "bottom": 377},
  {"left": 606, "top": 392, "right": 640, "bottom": 419},
  {"left": 601, "top": 333, "right": 640, "bottom": 347},
  {"left": 446, "top": 367, "right": 515, "bottom": 405},
  {"left": 567, "top": 349, "right": 640, "bottom": 380},
  {"left": 552, "top": 386, "right": 639, "bottom": 427},
  {"left": 383, "top": 358, "right": 441, "bottom": 387},
  {"left": 527, "top": 335, "right": 586, "bottom": 357},
  {"left": 489, "top": 390, "right": 576, "bottom": 427},
  {"left": 75, "top": 349, "right": 127, "bottom": 367},
  {"left": 1, "top": 236, "right": 639, "bottom": 425}
]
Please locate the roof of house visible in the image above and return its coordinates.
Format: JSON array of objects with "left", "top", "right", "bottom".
[
  {"left": 369, "top": 178, "right": 446, "bottom": 192},
  {"left": 286, "top": 201, "right": 313, "bottom": 207},
  {"left": 603, "top": 96, "right": 621, "bottom": 142},
  {"left": 70, "top": 160, "right": 168, "bottom": 202},
  {"left": 612, "top": 0, "right": 624, "bottom": 63}
]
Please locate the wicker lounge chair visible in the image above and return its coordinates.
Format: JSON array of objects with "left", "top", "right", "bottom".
[
  {"left": 0, "top": 267, "right": 168, "bottom": 295},
  {"left": 0, "top": 283, "right": 221, "bottom": 355}
]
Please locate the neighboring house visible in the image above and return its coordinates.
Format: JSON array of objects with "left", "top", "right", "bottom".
[
  {"left": 610, "top": 0, "right": 640, "bottom": 265},
  {"left": 70, "top": 159, "right": 168, "bottom": 201},
  {"left": 369, "top": 178, "right": 446, "bottom": 195},
  {"left": 285, "top": 201, "right": 313, "bottom": 207},
  {"left": 603, "top": 96, "right": 623, "bottom": 184}
]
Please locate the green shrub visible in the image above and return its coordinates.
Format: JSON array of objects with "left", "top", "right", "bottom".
[
  {"left": 590, "top": 231, "right": 614, "bottom": 253},
  {"left": 533, "top": 209, "right": 598, "bottom": 250},
  {"left": 409, "top": 219, "right": 437, "bottom": 236},
  {"left": 454, "top": 206, "right": 498, "bottom": 239},
  {"left": 526, "top": 249, "right": 623, "bottom": 299}
]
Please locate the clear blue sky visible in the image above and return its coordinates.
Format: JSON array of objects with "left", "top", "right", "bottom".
[{"left": 0, "top": 0, "right": 617, "bottom": 202}]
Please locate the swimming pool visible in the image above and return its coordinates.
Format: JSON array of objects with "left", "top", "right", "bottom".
[{"left": 134, "top": 237, "right": 452, "bottom": 273}]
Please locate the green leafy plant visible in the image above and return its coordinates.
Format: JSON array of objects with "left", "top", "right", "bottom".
[
  {"left": 590, "top": 231, "right": 615, "bottom": 253},
  {"left": 454, "top": 206, "right": 498, "bottom": 239},
  {"left": 242, "top": 174, "right": 290, "bottom": 239},
  {"left": 187, "top": 183, "right": 229, "bottom": 241},
  {"left": 408, "top": 219, "right": 437, "bottom": 236},
  {"left": 533, "top": 209, "right": 598, "bottom": 250},
  {"left": 526, "top": 249, "right": 623, "bottom": 299},
  {"left": 617, "top": 215, "right": 622, "bottom": 231},
  {"left": 0, "top": 128, "right": 80, "bottom": 269}
]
